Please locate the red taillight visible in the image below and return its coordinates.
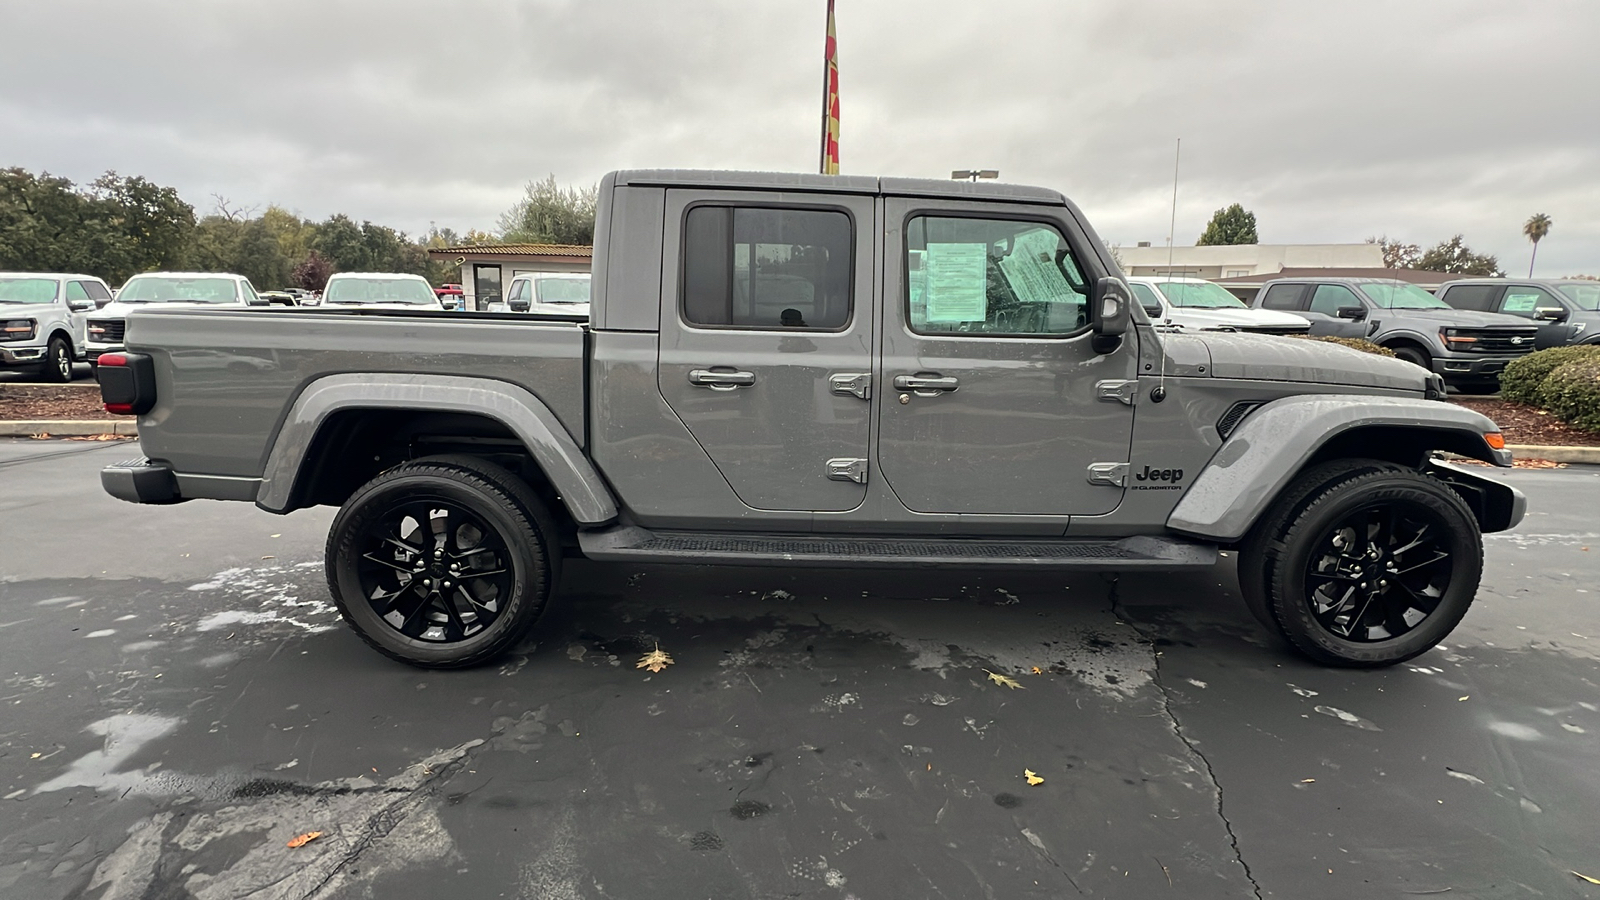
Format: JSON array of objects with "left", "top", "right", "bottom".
[
  {"left": 98, "top": 353, "right": 128, "bottom": 367},
  {"left": 105, "top": 402, "right": 135, "bottom": 415}
]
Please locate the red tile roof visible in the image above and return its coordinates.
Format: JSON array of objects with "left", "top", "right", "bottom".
[{"left": 427, "top": 243, "right": 592, "bottom": 260}]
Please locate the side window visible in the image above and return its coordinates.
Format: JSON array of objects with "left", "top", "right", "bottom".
[
  {"left": 240, "top": 281, "right": 259, "bottom": 303},
  {"left": 1500, "top": 286, "right": 1559, "bottom": 318},
  {"left": 1129, "top": 282, "right": 1164, "bottom": 318},
  {"left": 682, "top": 206, "right": 852, "bottom": 330},
  {"left": 1441, "top": 284, "right": 1499, "bottom": 311},
  {"left": 905, "top": 215, "right": 1088, "bottom": 337},
  {"left": 1260, "top": 284, "right": 1305, "bottom": 311},
  {"left": 506, "top": 279, "right": 526, "bottom": 303},
  {"left": 1308, "top": 284, "right": 1361, "bottom": 317},
  {"left": 65, "top": 282, "right": 92, "bottom": 302}
]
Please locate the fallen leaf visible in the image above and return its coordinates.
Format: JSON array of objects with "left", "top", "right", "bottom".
[
  {"left": 29, "top": 752, "right": 41, "bottom": 759},
  {"left": 1300, "top": 778, "right": 1316, "bottom": 783},
  {"left": 637, "top": 643, "right": 674, "bottom": 674},
  {"left": 1458, "top": 696, "right": 1469, "bottom": 702},
  {"left": 261, "top": 555, "right": 275, "bottom": 560},
  {"left": 1024, "top": 769, "right": 1044, "bottom": 786},
  {"left": 983, "top": 669, "right": 1024, "bottom": 690},
  {"left": 1030, "top": 666, "right": 1043, "bottom": 675},
  {"left": 286, "top": 831, "right": 323, "bottom": 848},
  {"left": 1574, "top": 871, "right": 1600, "bottom": 885}
]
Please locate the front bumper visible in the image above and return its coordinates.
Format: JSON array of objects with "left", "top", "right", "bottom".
[
  {"left": 101, "top": 458, "right": 185, "bottom": 505},
  {"left": 0, "top": 344, "right": 47, "bottom": 367},
  {"left": 85, "top": 342, "right": 123, "bottom": 360},
  {"left": 1432, "top": 355, "right": 1524, "bottom": 383}
]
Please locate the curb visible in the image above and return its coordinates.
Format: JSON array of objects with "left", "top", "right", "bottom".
[
  {"left": 1508, "top": 444, "right": 1600, "bottom": 465},
  {"left": 0, "top": 420, "right": 137, "bottom": 437}
]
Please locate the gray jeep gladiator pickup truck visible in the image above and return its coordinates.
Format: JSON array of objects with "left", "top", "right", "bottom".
[{"left": 96, "top": 170, "right": 1525, "bottom": 670}]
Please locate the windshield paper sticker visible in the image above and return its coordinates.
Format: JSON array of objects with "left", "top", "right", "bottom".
[
  {"left": 998, "top": 228, "right": 1073, "bottom": 305},
  {"left": 924, "top": 242, "right": 988, "bottom": 323}
]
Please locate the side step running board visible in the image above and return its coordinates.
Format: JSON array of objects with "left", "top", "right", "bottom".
[{"left": 577, "top": 526, "right": 1217, "bottom": 569}]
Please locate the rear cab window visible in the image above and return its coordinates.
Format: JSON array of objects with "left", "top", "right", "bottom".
[
  {"left": 682, "top": 206, "right": 853, "bottom": 330},
  {"left": 1439, "top": 284, "right": 1500, "bottom": 311},
  {"left": 1260, "top": 284, "right": 1305, "bottom": 310}
]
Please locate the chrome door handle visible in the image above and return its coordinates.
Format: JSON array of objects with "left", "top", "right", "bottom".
[
  {"left": 688, "top": 368, "right": 756, "bottom": 390},
  {"left": 892, "top": 374, "right": 959, "bottom": 393}
]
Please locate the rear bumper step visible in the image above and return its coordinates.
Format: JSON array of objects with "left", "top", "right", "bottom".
[
  {"left": 577, "top": 526, "right": 1217, "bottom": 568},
  {"left": 101, "top": 458, "right": 185, "bottom": 505}
]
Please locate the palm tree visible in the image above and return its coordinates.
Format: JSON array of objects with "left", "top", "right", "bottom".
[{"left": 1524, "top": 213, "right": 1552, "bottom": 277}]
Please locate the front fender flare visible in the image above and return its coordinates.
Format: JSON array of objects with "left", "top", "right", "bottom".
[
  {"left": 1167, "top": 394, "right": 1512, "bottom": 542},
  {"left": 256, "top": 373, "right": 618, "bottom": 525}
]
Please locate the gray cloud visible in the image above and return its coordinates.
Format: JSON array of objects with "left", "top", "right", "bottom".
[{"left": 3, "top": 0, "right": 1596, "bottom": 273}]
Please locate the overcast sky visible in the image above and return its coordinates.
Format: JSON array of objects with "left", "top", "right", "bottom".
[{"left": 4, "top": 0, "right": 1597, "bottom": 274}]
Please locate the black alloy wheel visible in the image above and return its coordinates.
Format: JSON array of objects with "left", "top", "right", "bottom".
[
  {"left": 1242, "top": 459, "right": 1482, "bottom": 667},
  {"left": 326, "top": 455, "right": 559, "bottom": 668},
  {"left": 354, "top": 499, "right": 514, "bottom": 644},
  {"left": 1302, "top": 502, "right": 1453, "bottom": 643}
]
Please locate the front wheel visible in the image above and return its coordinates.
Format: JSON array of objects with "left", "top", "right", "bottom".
[
  {"left": 1247, "top": 461, "right": 1482, "bottom": 667},
  {"left": 1391, "top": 345, "right": 1431, "bottom": 371},
  {"left": 40, "top": 336, "right": 73, "bottom": 383},
  {"left": 326, "top": 455, "right": 560, "bottom": 668}
]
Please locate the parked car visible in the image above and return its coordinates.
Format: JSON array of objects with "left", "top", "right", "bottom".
[
  {"left": 434, "top": 283, "right": 465, "bottom": 310},
  {"left": 0, "top": 272, "right": 113, "bottom": 382},
  {"left": 1436, "top": 278, "right": 1600, "bottom": 350},
  {"left": 257, "top": 291, "right": 298, "bottom": 306},
  {"left": 97, "top": 168, "right": 1522, "bottom": 671},
  {"left": 1127, "top": 276, "right": 1309, "bottom": 334},
  {"left": 85, "top": 272, "right": 260, "bottom": 361},
  {"left": 1251, "top": 277, "right": 1538, "bottom": 392},
  {"left": 500, "top": 272, "right": 591, "bottom": 317},
  {"left": 321, "top": 273, "right": 444, "bottom": 309}
]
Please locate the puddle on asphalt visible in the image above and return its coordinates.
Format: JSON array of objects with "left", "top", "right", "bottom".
[{"left": 33, "top": 712, "right": 193, "bottom": 796}]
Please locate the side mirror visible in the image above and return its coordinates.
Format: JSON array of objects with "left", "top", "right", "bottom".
[
  {"left": 68, "top": 299, "right": 96, "bottom": 312},
  {"left": 1336, "top": 306, "right": 1367, "bottom": 321},
  {"left": 245, "top": 296, "right": 270, "bottom": 307},
  {"left": 1090, "top": 277, "right": 1130, "bottom": 353},
  {"left": 1535, "top": 306, "right": 1570, "bottom": 323},
  {"left": 508, "top": 299, "right": 530, "bottom": 312}
]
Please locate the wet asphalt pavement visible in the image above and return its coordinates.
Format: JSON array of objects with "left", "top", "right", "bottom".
[{"left": 1, "top": 439, "right": 1598, "bottom": 900}]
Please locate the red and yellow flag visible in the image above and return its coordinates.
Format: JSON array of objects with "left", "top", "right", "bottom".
[{"left": 821, "top": 0, "right": 840, "bottom": 174}]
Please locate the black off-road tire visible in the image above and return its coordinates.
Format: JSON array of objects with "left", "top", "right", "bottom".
[
  {"left": 1255, "top": 461, "right": 1482, "bottom": 667},
  {"left": 326, "top": 454, "right": 561, "bottom": 668},
  {"left": 1391, "top": 345, "right": 1431, "bottom": 371},
  {"left": 40, "top": 336, "right": 73, "bottom": 383}
]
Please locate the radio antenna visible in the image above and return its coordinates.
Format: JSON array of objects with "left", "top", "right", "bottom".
[{"left": 1155, "top": 138, "right": 1181, "bottom": 403}]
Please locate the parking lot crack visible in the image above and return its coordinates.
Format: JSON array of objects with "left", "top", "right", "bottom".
[{"left": 1106, "top": 576, "right": 1264, "bottom": 900}]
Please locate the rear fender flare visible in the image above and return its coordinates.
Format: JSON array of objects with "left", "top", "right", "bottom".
[
  {"left": 256, "top": 373, "right": 618, "bottom": 525},
  {"left": 1167, "top": 394, "right": 1515, "bottom": 542}
]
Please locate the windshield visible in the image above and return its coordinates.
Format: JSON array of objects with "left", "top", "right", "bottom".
[
  {"left": 1557, "top": 283, "right": 1600, "bottom": 310},
  {"left": 536, "top": 276, "right": 591, "bottom": 304},
  {"left": 324, "top": 277, "right": 437, "bottom": 304},
  {"left": 1359, "top": 282, "right": 1449, "bottom": 309},
  {"left": 0, "top": 277, "right": 58, "bottom": 304},
  {"left": 118, "top": 277, "right": 239, "bottom": 303},
  {"left": 1154, "top": 281, "right": 1246, "bottom": 309}
]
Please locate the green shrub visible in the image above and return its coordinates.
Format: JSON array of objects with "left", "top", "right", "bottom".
[
  {"left": 1536, "top": 358, "right": 1600, "bottom": 433},
  {"left": 1287, "top": 335, "right": 1395, "bottom": 357},
  {"left": 1500, "top": 345, "right": 1600, "bottom": 404}
]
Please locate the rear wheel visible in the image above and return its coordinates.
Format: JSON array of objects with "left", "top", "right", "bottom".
[
  {"left": 1250, "top": 461, "right": 1481, "bottom": 667},
  {"left": 326, "top": 455, "right": 560, "bottom": 668}
]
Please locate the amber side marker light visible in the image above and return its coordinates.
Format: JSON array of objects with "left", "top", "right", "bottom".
[{"left": 1484, "top": 432, "right": 1506, "bottom": 450}]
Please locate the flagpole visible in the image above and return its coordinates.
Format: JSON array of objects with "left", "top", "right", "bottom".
[
  {"left": 819, "top": 0, "right": 831, "bottom": 174},
  {"left": 819, "top": 0, "right": 838, "bottom": 174}
]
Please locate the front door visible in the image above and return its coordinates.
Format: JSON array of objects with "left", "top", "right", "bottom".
[
  {"left": 1303, "top": 283, "right": 1370, "bottom": 339},
  {"left": 876, "top": 199, "right": 1136, "bottom": 516},
  {"left": 1497, "top": 284, "right": 1572, "bottom": 349},
  {"left": 657, "top": 190, "right": 876, "bottom": 512}
]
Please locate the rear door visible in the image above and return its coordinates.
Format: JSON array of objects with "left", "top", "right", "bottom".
[
  {"left": 876, "top": 198, "right": 1135, "bottom": 516},
  {"left": 657, "top": 189, "right": 876, "bottom": 512}
]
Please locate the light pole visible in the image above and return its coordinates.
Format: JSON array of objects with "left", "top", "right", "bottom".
[{"left": 951, "top": 169, "right": 999, "bottom": 183}]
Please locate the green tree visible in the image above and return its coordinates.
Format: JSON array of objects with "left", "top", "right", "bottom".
[
  {"left": 1415, "top": 235, "right": 1503, "bottom": 276},
  {"left": 498, "top": 175, "right": 597, "bottom": 245},
  {"left": 309, "top": 214, "right": 368, "bottom": 271},
  {"left": 0, "top": 168, "right": 194, "bottom": 284},
  {"left": 1523, "top": 213, "right": 1552, "bottom": 277},
  {"left": 1196, "top": 204, "right": 1258, "bottom": 246},
  {"left": 1366, "top": 235, "right": 1422, "bottom": 269}
]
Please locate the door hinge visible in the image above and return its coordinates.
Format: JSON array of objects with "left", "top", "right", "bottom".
[
  {"left": 1086, "top": 462, "right": 1129, "bottom": 488},
  {"left": 1094, "top": 379, "right": 1138, "bottom": 406},
  {"left": 829, "top": 372, "right": 872, "bottom": 400},
  {"left": 826, "top": 458, "right": 868, "bottom": 484}
]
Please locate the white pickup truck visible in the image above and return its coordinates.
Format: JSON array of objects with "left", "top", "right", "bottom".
[{"left": 0, "top": 272, "right": 113, "bottom": 381}]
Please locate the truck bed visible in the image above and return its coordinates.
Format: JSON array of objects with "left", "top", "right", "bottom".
[{"left": 123, "top": 306, "right": 588, "bottom": 480}]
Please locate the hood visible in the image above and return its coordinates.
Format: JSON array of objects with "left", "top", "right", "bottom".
[
  {"left": 1167, "top": 307, "right": 1309, "bottom": 328},
  {"left": 0, "top": 302, "right": 52, "bottom": 318},
  {"left": 1187, "top": 332, "right": 1430, "bottom": 392},
  {"left": 93, "top": 300, "right": 243, "bottom": 318},
  {"left": 1373, "top": 308, "right": 1532, "bottom": 328}
]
